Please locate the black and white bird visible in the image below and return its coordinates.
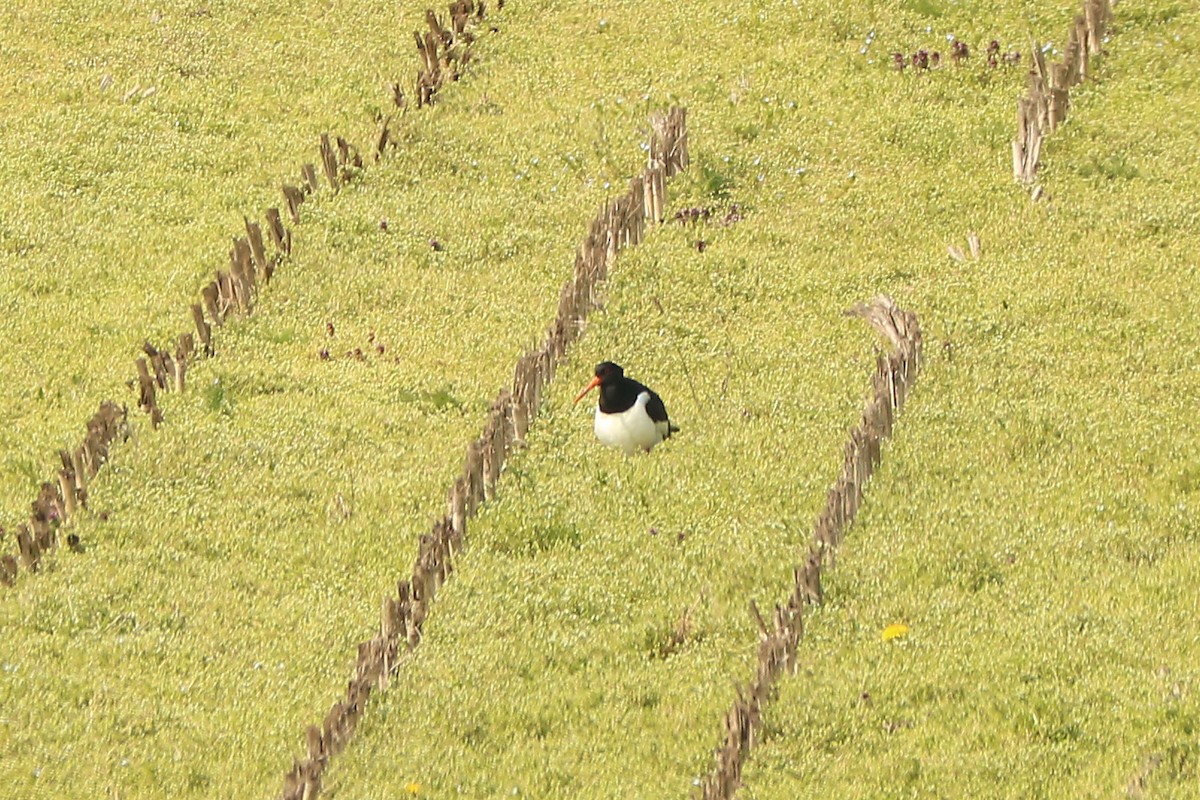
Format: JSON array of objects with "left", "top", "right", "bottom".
[{"left": 573, "top": 361, "right": 679, "bottom": 454}]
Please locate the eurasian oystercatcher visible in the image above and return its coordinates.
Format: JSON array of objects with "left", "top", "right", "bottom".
[{"left": 573, "top": 361, "right": 679, "bottom": 454}]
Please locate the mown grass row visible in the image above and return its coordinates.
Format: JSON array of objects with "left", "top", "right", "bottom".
[
  {"left": 743, "top": 3, "right": 1200, "bottom": 796},
  {"left": 0, "top": 0, "right": 492, "bottom": 582},
  {"left": 700, "top": 297, "right": 923, "bottom": 799},
  {"left": 278, "top": 109, "right": 688, "bottom": 800},
  {"left": 0, "top": 0, "right": 446, "bottom": 525}
]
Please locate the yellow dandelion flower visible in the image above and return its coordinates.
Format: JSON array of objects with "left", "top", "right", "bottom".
[
  {"left": 405, "top": 782, "right": 423, "bottom": 795},
  {"left": 881, "top": 622, "right": 910, "bottom": 641}
]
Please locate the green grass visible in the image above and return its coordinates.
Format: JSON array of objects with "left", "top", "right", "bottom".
[
  {"left": 3, "top": 0, "right": 1200, "bottom": 797},
  {"left": 0, "top": 0, "right": 435, "bottom": 521},
  {"left": 745, "top": 5, "right": 1200, "bottom": 796},
  {"left": 0, "top": 1, "right": 646, "bottom": 794},
  {"left": 328, "top": 0, "right": 1200, "bottom": 798}
]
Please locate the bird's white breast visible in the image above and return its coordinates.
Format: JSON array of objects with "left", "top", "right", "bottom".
[{"left": 593, "top": 391, "right": 666, "bottom": 454}]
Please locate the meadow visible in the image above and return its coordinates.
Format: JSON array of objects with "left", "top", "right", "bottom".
[{"left": 2, "top": 0, "right": 1199, "bottom": 797}]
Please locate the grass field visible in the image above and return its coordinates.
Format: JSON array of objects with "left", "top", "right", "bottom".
[
  {"left": 3, "top": 0, "right": 1200, "bottom": 797},
  {"left": 744, "top": 6, "right": 1200, "bottom": 796},
  {"left": 0, "top": 0, "right": 429, "bottom": 521},
  {"left": 0, "top": 1, "right": 643, "bottom": 793}
]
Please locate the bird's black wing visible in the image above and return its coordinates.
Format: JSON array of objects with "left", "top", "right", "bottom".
[{"left": 641, "top": 385, "right": 680, "bottom": 434}]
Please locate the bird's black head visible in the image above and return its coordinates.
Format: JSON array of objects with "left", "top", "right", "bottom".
[
  {"left": 594, "top": 361, "right": 625, "bottom": 385},
  {"left": 575, "top": 361, "right": 628, "bottom": 406}
]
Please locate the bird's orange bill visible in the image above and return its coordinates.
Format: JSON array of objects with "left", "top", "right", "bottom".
[{"left": 573, "top": 376, "right": 602, "bottom": 404}]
